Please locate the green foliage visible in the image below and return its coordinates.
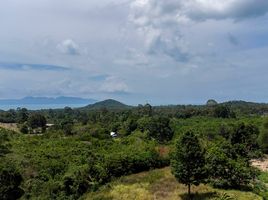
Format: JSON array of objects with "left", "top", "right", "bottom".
[
  {"left": 16, "top": 108, "right": 29, "bottom": 123},
  {"left": 206, "top": 140, "right": 258, "bottom": 189},
  {"left": 230, "top": 123, "right": 260, "bottom": 158},
  {"left": 0, "top": 129, "right": 24, "bottom": 200},
  {"left": 0, "top": 129, "right": 11, "bottom": 156},
  {"left": 1, "top": 105, "right": 267, "bottom": 199},
  {"left": 147, "top": 116, "right": 174, "bottom": 143},
  {"left": 27, "top": 113, "right": 47, "bottom": 131},
  {"left": 62, "top": 165, "right": 91, "bottom": 198},
  {"left": 214, "top": 105, "right": 236, "bottom": 118},
  {"left": 19, "top": 123, "right": 29, "bottom": 134},
  {"left": 123, "top": 118, "right": 137, "bottom": 135},
  {"left": 137, "top": 116, "right": 151, "bottom": 132},
  {"left": 137, "top": 103, "right": 153, "bottom": 116},
  {"left": 207, "top": 99, "right": 218, "bottom": 106},
  {"left": 5, "top": 130, "right": 167, "bottom": 199},
  {"left": 60, "top": 120, "right": 74, "bottom": 135},
  {"left": 0, "top": 160, "right": 24, "bottom": 200},
  {"left": 0, "top": 109, "right": 17, "bottom": 123},
  {"left": 258, "top": 118, "right": 268, "bottom": 153},
  {"left": 171, "top": 131, "right": 207, "bottom": 196}
]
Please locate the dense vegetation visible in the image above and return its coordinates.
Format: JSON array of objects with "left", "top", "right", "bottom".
[{"left": 0, "top": 99, "right": 268, "bottom": 199}]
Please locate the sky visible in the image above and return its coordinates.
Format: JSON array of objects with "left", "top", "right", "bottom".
[{"left": 1, "top": 0, "right": 268, "bottom": 105}]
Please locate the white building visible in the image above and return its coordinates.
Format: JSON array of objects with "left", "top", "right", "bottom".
[{"left": 110, "top": 132, "right": 118, "bottom": 138}]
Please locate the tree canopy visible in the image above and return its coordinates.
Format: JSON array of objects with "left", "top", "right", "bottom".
[{"left": 171, "top": 131, "right": 207, "bottom": 198}]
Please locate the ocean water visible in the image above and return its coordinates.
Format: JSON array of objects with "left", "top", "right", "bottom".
[{"left": 0, "top": 104, "right": 87, "bottom": 111}]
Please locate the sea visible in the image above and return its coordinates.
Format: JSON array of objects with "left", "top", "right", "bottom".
[{"left": 0, "top": 104, "right": 88, "bottom": 111}]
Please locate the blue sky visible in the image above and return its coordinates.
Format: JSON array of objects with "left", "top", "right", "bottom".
[{"left": 1, "top": 0, "right": 268, "bottom": 105}]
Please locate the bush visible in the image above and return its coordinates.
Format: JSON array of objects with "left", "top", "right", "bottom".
[
  {"left": 206, "top": 141, "right": 258, "bottom": 189},
  {"left": 19, "top": 123, "right": 29, "bottom": 134},
  {"left": 0, "top": 160, "right": 24, "bottom": 200},
  {"left": 147, "top": 116, "right": 174, "bottom": 143}
]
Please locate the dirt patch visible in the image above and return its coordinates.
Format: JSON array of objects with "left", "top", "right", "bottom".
[
  {"left": 251, "top": 155, "right": 268, "bottom": 172},
  {"left": 0, "top": 122, "right": 19, "bottom": 132}
]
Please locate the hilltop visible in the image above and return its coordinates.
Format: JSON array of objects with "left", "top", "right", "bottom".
[{"left": 82, "top": 99, "right": 132, "bottom": 110}]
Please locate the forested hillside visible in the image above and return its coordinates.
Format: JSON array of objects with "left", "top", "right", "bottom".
[{"left": 1, "top": 100, "right": 268, "bottom": 199}]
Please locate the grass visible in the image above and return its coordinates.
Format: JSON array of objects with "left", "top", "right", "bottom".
[
  {"left": 84, "top": 167, "right": 262, "bottom": 200},
  {"left": 259, "top": 171, "right": 268, "bottom": 184}
]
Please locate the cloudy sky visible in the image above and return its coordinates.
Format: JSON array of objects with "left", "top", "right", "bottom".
[{"left": 1, "top": 0, "right": 268, "bottom": 105}]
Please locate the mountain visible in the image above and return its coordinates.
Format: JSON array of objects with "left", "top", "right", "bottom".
[
  {"left": 83, "top": 99, "right": 132, "bottom": 110},
  {"left": 0, "top": 96, "right": 97, "bottom": 105}
]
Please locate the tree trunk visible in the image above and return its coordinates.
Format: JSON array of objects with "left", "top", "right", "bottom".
[{"left": 188, "top": 184, "right": 191, "bottom": 200}]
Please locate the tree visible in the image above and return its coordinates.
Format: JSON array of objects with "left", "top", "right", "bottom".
[
  {"left": 147, "top": 116, "right": 173, "bottom": 143},
  {"left": 206, "top": 140, "right": 258, "bottom": 188},
  {"left": 60, "top": 120, "right": 74, "bottom": 136},
  {"left": 137, "top": 116, "right": 151, "bottom": 132},
  {"left": 124, "top": 118, "right": 137, "bottom": 135},
  {"left": 258, "top": 118, "right": 268, "bottom": 153},
  {"left": 19, "top": 123, "right": 28, "bottom": 134},
  {"left": 206, "top": 99, "right": 218, "bottom": 106},
  {"left": 171, "top": 131, "right": 206, "bottom": 199},
  {"left": 0, "top": 161, "right": 24, "bottom": 200},
  {"left": 214, "top": 105, "right": 235, "bottom": 118},
  {"left": 16, "top": 108, "right": 29, "bottom": 123},
  {"left": 230, "top": 123, "right": 259, "bottom": 158},
  {"left": 137, "top": 103, "right": 152, "bottom": 116},
  {"left": 28, "top": 113, "right": 47, "bottom": 131}
]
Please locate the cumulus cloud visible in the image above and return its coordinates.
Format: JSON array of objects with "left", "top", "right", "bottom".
[
  {"left": 1, "top": 0, "right": 268, "bottom": 104},
  {"left": 129, "top": 0, "right": 191, "bottom": 62},
  {"left": 57, "top": 39, "right": 80, "bottom": 55},
  {"left": 100, "top": 76, "right": 129, "bottom": 93},
  {"left": 129, "top": 0, "right": 268, "bottom": 62},
  {"left": 131, "top": 0, "right": 268, "bottom": 23},
  {"left": 182, "top": 0, "right": 268, "bottom": 21}
]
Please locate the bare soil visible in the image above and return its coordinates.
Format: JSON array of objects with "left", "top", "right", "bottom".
[
  {"left": 251, "top": 155, "right": 268, "bottom": 171},
  {"left": 0, "top": 122, "right": 19, "bottom": 132}
]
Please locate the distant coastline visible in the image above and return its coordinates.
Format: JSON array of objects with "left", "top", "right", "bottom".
[
  {"left": 0, "top": 103, "right": 89, "bottom": 111},
  {"left": 0, "top": 96, "right": 97, "bottom": 110}
]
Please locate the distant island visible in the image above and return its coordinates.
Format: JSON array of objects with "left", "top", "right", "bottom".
[{"left": 0, "top": 96, "right": 96, "bottom": 107}]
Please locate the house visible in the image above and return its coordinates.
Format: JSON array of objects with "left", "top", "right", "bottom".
[
  {"left": 110, "top": 132, "right": 118, "bottom": 138},
  {"left": 46, "top": 123, "right": 55, "bottom": 130},
  {"left": 46, "top": 123, "right": 54, "bottom": 128}
]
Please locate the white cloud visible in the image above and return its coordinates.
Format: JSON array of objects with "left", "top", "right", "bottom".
[
  {"left": 57, "top": 39, "right": 80, "bottom": 55},
  {"left": 129, "top": 0, "right": 268, "bottom": 62},
  {"left": 100, "top": 76, "right": 129, "bottom": 93},
  {"left": 1, "top": 0, "right": 268, "bottom": 104}
]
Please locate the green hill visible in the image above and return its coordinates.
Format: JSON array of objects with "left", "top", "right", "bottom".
[{"left": 83, "top": 99, "right": 132, "bottom": 110}]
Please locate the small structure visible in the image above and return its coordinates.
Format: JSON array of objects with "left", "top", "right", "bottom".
[
  {"left": 46, "top": 123, "right": 55, "bottom": 130},
  {"left": 110, "top": 132, "right": 118, "bottom": 138},
  {"left": 46, "top": 123, "right": 54, "bottom": 128}
]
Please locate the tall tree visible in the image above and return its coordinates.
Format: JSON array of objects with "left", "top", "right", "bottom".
[
  {"left": 258, "top": 118, "right": 268, "bottom": 153},
  {"left": 16, "top": 108, "right": 29, "bottom": 123},
  {"left": 171, "top": 131, "right": 206, "bottom": 199},
  {"left": 27, "top": 113, "right": 47, "bottom": 131},
  {"left": 147, "top": 116, "right": 173, "bottom": 143}
]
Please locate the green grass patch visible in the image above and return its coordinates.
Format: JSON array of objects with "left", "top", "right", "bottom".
[
  {"left": 84, "top": 167, "right": 262, "bottom": 200},
  {"left": 259, "top": 171, "right": 268, "bottom": 183}
]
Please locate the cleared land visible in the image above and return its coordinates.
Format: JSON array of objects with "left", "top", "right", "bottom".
[
  {"left": 251, "top": 155, "right": 268, "bottom": 172},
  {"left": 0, "top": 122, "right": 19, "bottom": 132},
  {"left": 85, "top": 167, "right": 261, "bottom": 200}
]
